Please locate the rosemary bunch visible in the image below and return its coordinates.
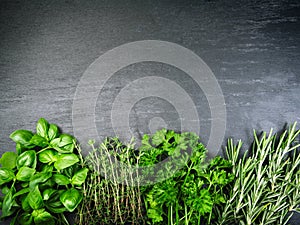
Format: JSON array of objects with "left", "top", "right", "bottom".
[{"left": 217, "top": 123, "right": 300, "bottom": 225}]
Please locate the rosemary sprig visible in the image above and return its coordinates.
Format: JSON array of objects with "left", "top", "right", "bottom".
[{"left": 217, "top": 123, "right": 300, "bottom": 225}]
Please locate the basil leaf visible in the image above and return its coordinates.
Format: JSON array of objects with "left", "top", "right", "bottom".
[
  {"left": 2, "top": 185, "right": 10, "bottom": 194},
  {"left": 19, "top": 212, "right": 33, "bottom": 225},
  {"left": 32, "top": 208, "right": 55, "bottom": 225},
  {"left": 53, "top": 174, "right": 70, "bottom": 185},
  {"left": 50, "top": 134, "right": 75, "bottom": 153},
  {"left": 29, "top": 172, "right": 52, "bottom": 189},
  {"left": 38, "top": 150, "right": 57, "bottom": 164},
  {"left": 36, "top": 118, "right": 49, "bottom": 140},
  {"left": 45, "top": 190, "right": 66, "bottom": 213},
  {"left": 54, "top": 154, "right": 79, "bottom": 170},
  {"left": 16, "top": 143, "right": 24, "bottom": 155},
  {"left": 28, "top": 186, "right": 43, "bottom": 210},
  {"left": 42, "top": 189, "right": 56, "bottom": 201},
  {"left": 60, "top": 188, "right": 83, "bottom": 212},
  {"left": 60, "top": 142, "right": 74, "bottom": 153},
  {"left": 58, "top": 134, "right": 74, "bottom": 147},
  {"left": 61, "top": 163, "right": 80, "bottom": 178},
  {"left": 71, "top": 168, "right": 88, "bottom": 186},
  {"left": 13, "top": 188, "right": 30, "bottom": 198},
  {"left": 16, "top": 150, "right": 37, "bottom": 169},
  {"left": 0, "top": 168, "right": 15, "bottom": 185},
  {"left": 30, "top": 134, "right": 48, "bottom": 148},
  {"left": 48, "top": 124, "right": 59, "bottom": 141},
  {"left": 41, "top": 164, "right": 53, "bottom": 173},
  {"left": 9, "top": 130, "right": 34, "bottom": 148},
  {"left": 21, "top": 194, "right": 31, "bottom": 212},
  {"left": 39, "top": 178, "right": 55, "bottom": 190},
  {"left": 46, "top": 190, "right": 63, "bottom": 203},
  {"left": 45, "top": 202, "right": 67, "bottom": 213},
  {"left": 16, "top": 167, "right": 36, "bottom": 182},
  {"left": 46, "top": 205, "right": 67, "bottom": 214},
  {"left": 1, "top": 187, "right": 16, "bottom": 218},
  {"left": 49, "top": 138, "right": 60, "bottom": 150},
  {"left": 0, "top": 152, "right": 17, "bottom": 169}
]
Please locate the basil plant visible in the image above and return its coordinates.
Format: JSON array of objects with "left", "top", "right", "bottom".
[{"left": 0, "top": 118, "right": 88, "bottom": 225}]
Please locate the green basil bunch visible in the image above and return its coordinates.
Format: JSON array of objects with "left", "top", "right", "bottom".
[{"left": 0, "top": 118, "right": 88, "bottom": 225}]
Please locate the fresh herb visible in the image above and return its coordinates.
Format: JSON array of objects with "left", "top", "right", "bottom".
[
  {"left": 3, "top": 119, "right": 299, "bottom": 225},
  {"left": 0, "top": 118, "right": 88, "bottom": 225},
  {"left": 140, "top": 129, "right": 234, "bottom": 225},
  {"left": 76, "top": 137, "right": 144, "bottom": 225},
  {"left": 217, "top": 123, "right": 300, "bottom": 225}
]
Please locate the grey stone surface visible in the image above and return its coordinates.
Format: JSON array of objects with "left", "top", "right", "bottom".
[{"left": 0, "top": 0, "right": 299, "bottom": 224}]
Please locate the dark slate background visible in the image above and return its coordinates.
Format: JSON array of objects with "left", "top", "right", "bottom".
[{"left": 0, "top": 0, "right": 299, "bottom": 224}]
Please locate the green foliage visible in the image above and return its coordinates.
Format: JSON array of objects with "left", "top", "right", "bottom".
[
  {"left": 76, "top": 137, "right": 144, "bottom": 225},
  {"left": 0, "top": 152, "right": 17, "bottom": 169},
  {"left": 76, "top": 129, "right": 233, "bottom": 225},
  {"left": 10, "top": 130, "right": 34, "bottom": 149},
  {"left": 60, "top": 188, "right": 83, "bottom": 212},
  {"left": 71, "top": 168, "right": 88, "bottom": 186},
  {"left": 54, "top": 154, "right": 79, "bottom": 170},
  {"left": 0, "top": 118, "right": 88, "bottom": 225},
  {"left": 16, "top": 150, "right": 37, "bottom": 169},
  {"left": 140, "top": 129, "right": 234, "bottom": 225},
  {"left": 0, "top": 168, "right": 15, "bottom": 185},
  {"left": 3, "top": 119, "right": 300, "bottom": 225},
  {"left": 217, "top": 122, "right": 300, "bottom": 225}
]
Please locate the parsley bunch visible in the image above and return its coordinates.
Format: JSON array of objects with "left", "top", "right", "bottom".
[{"left": 140, "top": 129, "right": 234, "bottom": 225}]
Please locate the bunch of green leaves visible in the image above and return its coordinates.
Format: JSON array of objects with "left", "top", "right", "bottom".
[
  {"left": 217, "top": 123, "right": 300, "bottom": 225},
  {"left": 138, "top": 129, "right": 202, "bottom": 184},
  {"left": 76, "top": 137, "right": 144, "bottom": 225},
  {"left": 0, "top": 118, "right": 88, "bottom": 225},
  {"left": 140, "top": 129, "right": 234, "bottom": 225}
]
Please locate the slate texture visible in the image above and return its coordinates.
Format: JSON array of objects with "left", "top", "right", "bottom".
[{"left": 0, "top": 0, "right": 299, "bottom": 224}]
